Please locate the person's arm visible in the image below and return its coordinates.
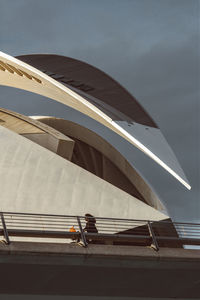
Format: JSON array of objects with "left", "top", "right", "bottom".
[{"left": 83, "top": 222, "right": 88, "bottom": 232}]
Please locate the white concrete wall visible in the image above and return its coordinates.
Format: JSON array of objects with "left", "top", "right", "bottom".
[{"left": 0, "top": 126, "right": 167, "bottom": 221}]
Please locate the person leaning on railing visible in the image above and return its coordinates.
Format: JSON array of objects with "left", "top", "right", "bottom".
[{"left": 83, "top": 214, "right": 98, "bottom": 243}]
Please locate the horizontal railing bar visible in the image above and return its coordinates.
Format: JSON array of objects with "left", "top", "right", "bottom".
[
  {"left": 3, "top": 216, "right": 77, "bottom": 221},
  {"left": 4, "top": 221, "right": 79, "bottom": 226},
  {"left": 4, "top": 227, "right": 145, "bottom": 232},
  {"left": 84, "top": 233, "right": 151, "bottom": 242},
  {"left": 4, "top": 220, "right": 146, "bottom": 226},
  {"left": 97, "top": 230, "right": 147, "bottom": 234},
  {"left": 87, "top": 222, "right": 147, "bottom": 227},
  {"left": 3, "top": 230, "right": 80, "bottom": 239},
  {"left": 93, "top": 225, "right": 148, "bottom": 230},
  {"left": 177, "top": 232, "right": 200, "bottom": 235},
  {"left": 2, "top": 212, "right": 200, "bottom": 226},
  {"left": 178, "top": 234, "right": 200, "bottom": 237},
  {"left": 175, "top": 224, "right": 200, "bottom": 227},
  {"left": 2, "top": 211, "right": 78, "bottom": 217},
  {"left": 5, "top": 220, "right": 146, "bottom": 227},
  {"left": 171, "top": 230, "right": 200, "bottom": 233},
  {"left": 173, "top": 222, "right": 200, "bottom": 226},
  {"left": 176, "top": 227, "right": 200, "bottom": 230},
  {"left": 3, "top": 225, "right": 150, "bottom": 232},
  {"left": 5, "top": 225, "right": 71, "bottom": 230},
  {"left": 0, "top": 212, "right": 159, "bottom": 223}
]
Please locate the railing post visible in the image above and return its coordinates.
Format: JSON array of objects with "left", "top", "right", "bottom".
[
  {"left": 1, "top": 213, "right": 10, "bottom": 245},
  {"left": 147, "top": 221, "right": 159, "bottom": 251},
  {"left": 77, "top": 216, "right": 88, "bottom": 247}
]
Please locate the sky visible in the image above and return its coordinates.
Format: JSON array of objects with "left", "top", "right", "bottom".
[{"left": 0, "top": 0, "right": 199, "bottom": 222}]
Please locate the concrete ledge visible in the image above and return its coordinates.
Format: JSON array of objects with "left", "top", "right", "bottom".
[
  {"left": 0, "top": 241, "right": 200, "bottom": 263},
  {"left": 0, "top": 241, "right": 200, "bottom": 297}
]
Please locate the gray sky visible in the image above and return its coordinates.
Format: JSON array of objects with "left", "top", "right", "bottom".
[{"left": 0, "top": 0, "right": 199, "bottom": 222}]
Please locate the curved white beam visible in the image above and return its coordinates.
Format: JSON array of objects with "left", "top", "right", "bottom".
[{"left": 0, "top": 51, "right": 191, "bottom": 190}]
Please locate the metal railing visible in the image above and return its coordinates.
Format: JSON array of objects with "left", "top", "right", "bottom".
[{"left": 0, "top": 212, "right": 200, "bottom": 250}]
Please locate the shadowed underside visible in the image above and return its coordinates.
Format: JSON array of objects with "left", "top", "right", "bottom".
[{"left": 17, "top": 54, "right": 157, "bottom": 127}]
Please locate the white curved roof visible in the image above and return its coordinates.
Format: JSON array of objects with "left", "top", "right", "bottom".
[
  {"left": 0, "top": 107, "right": 165, "bottom": 211},
  {"left": 33, "top": 116, "right": 165, "bottom": 212},
  {"left": 0, "top": 51, "right": 191, "bottom": 189},
  {"left": 0, "top": 125, "right": 168, "bottom": 221}
]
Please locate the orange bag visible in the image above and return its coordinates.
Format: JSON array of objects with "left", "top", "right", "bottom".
[{"left": 70, "top": 226, "right": 76, "bottom": 232}]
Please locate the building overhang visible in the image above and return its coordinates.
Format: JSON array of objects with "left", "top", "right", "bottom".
[{"left": 0, "top": 51, "right": 191, "bottom": 190}]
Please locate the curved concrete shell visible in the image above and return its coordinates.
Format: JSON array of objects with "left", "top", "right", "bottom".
[
  {"left": 32, "top": 116, "right": 165, "bottom": 212},
  {"left": 0, "top": 124, "right": 168, "bottom": 221},
  {"left": 0, "top": 107, "right": 75, "bottom": 160},
  {"left": 0, "top": 51, "right": 190, "bottom": 189},
  {"left": 0, "top": 107, "right": 164, "bottom": 211}
]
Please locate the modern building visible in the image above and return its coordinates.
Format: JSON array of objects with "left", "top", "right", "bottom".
[
  {"left": 1, "top": 50, "right": 184, "bottom": 218},
  {"left": 0, "top": 51, "right": 199, "bottom": 299}
]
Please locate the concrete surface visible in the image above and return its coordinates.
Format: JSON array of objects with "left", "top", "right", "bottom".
[
  {"left": 0, "top": 241, "right": 199, "bottom": 298},
  {"left": 37, "top": 117, "right": 165, "bottom": 211},
  {"left": 0, "top": 125, "right": 167, "bottom": 221}
]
